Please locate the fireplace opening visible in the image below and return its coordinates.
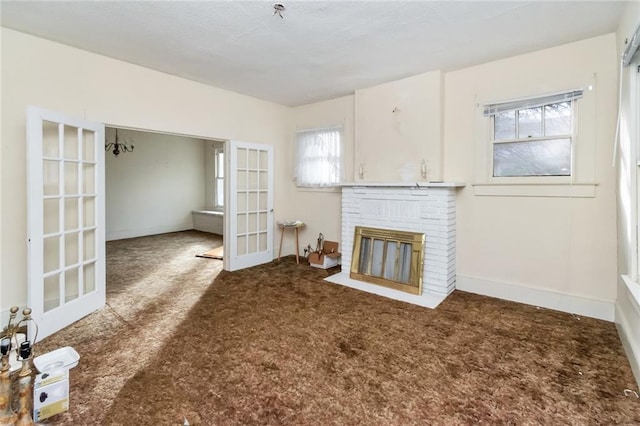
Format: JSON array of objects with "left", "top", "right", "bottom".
[{"left": 350, "top": 226, "right": 425, "bottom": 295}]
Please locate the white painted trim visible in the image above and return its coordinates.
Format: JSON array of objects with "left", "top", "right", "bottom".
[
  {"left": 618, "top": 275, "right": 640, "bottom": 387},
  {"left": 456, "top": 274, "right": 614, "bottom": 321},
  {"left": 191, "top": 210, "right": 224, "bottom": 216},
  {"left": 340, "top": 181, "right": 465, "bottom": 188},
  {"left": 472, "top": 182, "right": 597, "bottom": 198},
  {"left": 616, "top": 301, "right": 640, "bottom": 387},
  {"left": 106, "top": 222, "right": 193, "bottom": 241}
]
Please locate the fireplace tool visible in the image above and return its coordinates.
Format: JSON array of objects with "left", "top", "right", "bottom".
[
  {"left": 0, "top": 307, "right": 19, "bottom": 425},
  {"left": 315, "top": 233, "right": 324, "bottom": 255}
]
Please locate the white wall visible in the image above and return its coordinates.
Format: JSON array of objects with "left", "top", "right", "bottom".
[
  {"left": 1, "top": 25, "right": 625, "bottom": 345},
  {"left": 0, "top": 28, "right": 289, "bottom": 312},
  {"left": 105, "top": 128, "right": 206, "bottom": 240},
  {"left": 615, "top": 1, "right": 640, "bottom": 386},
  {"left": 355, "top": 71, "right": 443, "bottom": 182},
  {"left": 445, "top": 34, "right": 618, "bottom": 321},
  {"left": 291, "top": 35, "right": 620, "bottom": 323},
  {"left": 288, "top": 96, "right": 355, "bottom": 255}
]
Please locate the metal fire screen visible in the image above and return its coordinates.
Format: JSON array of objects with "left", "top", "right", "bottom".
[{"left": 350, "top": 226, "right": 425, "bottom": 295}]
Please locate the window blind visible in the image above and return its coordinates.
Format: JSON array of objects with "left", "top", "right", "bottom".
[{"left": 483, "top": 90, "right": 583, "bottom": 117}]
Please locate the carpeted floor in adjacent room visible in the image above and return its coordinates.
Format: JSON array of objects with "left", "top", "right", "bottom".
[{"left": 35, "top": 230, "right": 639, "bottom": 425}]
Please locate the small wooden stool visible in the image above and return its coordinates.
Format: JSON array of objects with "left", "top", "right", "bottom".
[{"left": 277, "top": 222, "right": 305, "bottom": 263}]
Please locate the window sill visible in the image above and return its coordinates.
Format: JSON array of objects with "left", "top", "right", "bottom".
[
  {"left": 621, "top": 275, "right": 640, "bottom": 317},
  {"left": 472, "top": 182, "right": 598, "bottom": 198},
  {"left": 192, "top": 209, "right": 223, "bottom": 216}
]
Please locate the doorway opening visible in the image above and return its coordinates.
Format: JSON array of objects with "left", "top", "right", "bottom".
[{"left": 104, "top": 127, "right": 226, "bottom": 249}]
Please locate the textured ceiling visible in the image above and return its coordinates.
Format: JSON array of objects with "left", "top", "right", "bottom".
[{"left": 0, "top": 1, "right": 626, "bottom": 106}]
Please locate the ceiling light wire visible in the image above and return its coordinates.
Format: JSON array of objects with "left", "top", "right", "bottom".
[{"left": 273, "top": 3, "right": 285, "bottom": 18}]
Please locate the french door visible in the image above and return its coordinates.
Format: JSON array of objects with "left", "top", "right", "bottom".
[
  {"left": 225, "top": 141, "right": 274, "bottom": 271},
  {"left": 27, "top": 107, "right": 106, "bottom": 341}
]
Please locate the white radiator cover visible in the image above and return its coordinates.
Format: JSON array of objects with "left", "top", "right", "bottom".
[{"left": 326, "top": 183, "right": 463, "bottom": 308}]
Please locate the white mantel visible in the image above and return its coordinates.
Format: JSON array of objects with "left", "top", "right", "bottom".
[
  {"left": 326, "top": 183, "right": 464, "bottom": 308},
  {"left": 340, "top": 182, "right": 465, "bottom": 188}
]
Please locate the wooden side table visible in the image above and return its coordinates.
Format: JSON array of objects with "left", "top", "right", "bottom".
[{"left": 277, "top": 222, "right": 305, "bottom": 264}]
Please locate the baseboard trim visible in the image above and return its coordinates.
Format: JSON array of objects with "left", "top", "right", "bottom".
[
  {"left": 616, "top": 277, "right": 640, "bottom": 388},
  {"left": 456, "top": 275, "right": 615, "bottom": 322},
  {"left": 106, "top": 223, "right": 193, "bottom": 241},
  {"left": 616, "top": 306, "right": 640, "bottom": 388}
]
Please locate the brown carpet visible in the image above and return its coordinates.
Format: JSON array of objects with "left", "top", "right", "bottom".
[
  {"left": 35, "top": 231, "right": 639, "bottom": 425},
  {"left": 196, "top": 245, "right": 224, "bottom": 260}
]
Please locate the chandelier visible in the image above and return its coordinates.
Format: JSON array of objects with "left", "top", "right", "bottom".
[{"left": 105, "top": 129, "right": 134, "bottom": 157}]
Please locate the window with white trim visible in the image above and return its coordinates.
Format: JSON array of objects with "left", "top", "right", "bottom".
[
  {"left": 295, "top": 126, "right": 343, "bottom": 187},
  {"left": 484, "top": 90, "right": 582, "bottom": 177},
  {"left": 214, "top": 147, "right": 224, "bottom": 208},
  {"left": 632, "top": 58, "right": 640, "bottom": 282}
]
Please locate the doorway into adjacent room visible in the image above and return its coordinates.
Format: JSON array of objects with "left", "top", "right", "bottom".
[{"left": 104, "top": 127, "right": 225, "bottom": 247}]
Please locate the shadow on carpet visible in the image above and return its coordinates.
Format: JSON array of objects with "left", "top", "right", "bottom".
[{"left": 99, "top": 256, "right": 639, "bottom": 425}]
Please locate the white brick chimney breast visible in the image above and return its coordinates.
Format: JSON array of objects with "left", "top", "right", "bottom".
[{"left": 325, "top": 182, "right": 464, "bottom": 308}]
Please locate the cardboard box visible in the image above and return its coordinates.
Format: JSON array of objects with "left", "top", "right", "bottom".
[
  {"left": 34, "top": 368, "right": 69, "bottom": 422},
  {"left": 308, "top": 241, "right": 341, "bottom": 269},
  {"left": 32, "top": 346, "right": 79, "bottom": 422}
]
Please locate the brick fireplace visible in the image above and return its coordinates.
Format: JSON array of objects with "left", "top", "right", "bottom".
[{"left": 325, "top": 182, "right": 464, "bottom": 308}]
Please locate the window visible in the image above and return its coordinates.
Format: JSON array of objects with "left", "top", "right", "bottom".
[
  {"left": 214, "top": 148, "right": 224, "bottom": 208},
  {"left": 295, "top": 126, "right": 343, "bottom": 187},
  {"left": 484, "top": 90, "right": 582, "bottom": 178}
]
